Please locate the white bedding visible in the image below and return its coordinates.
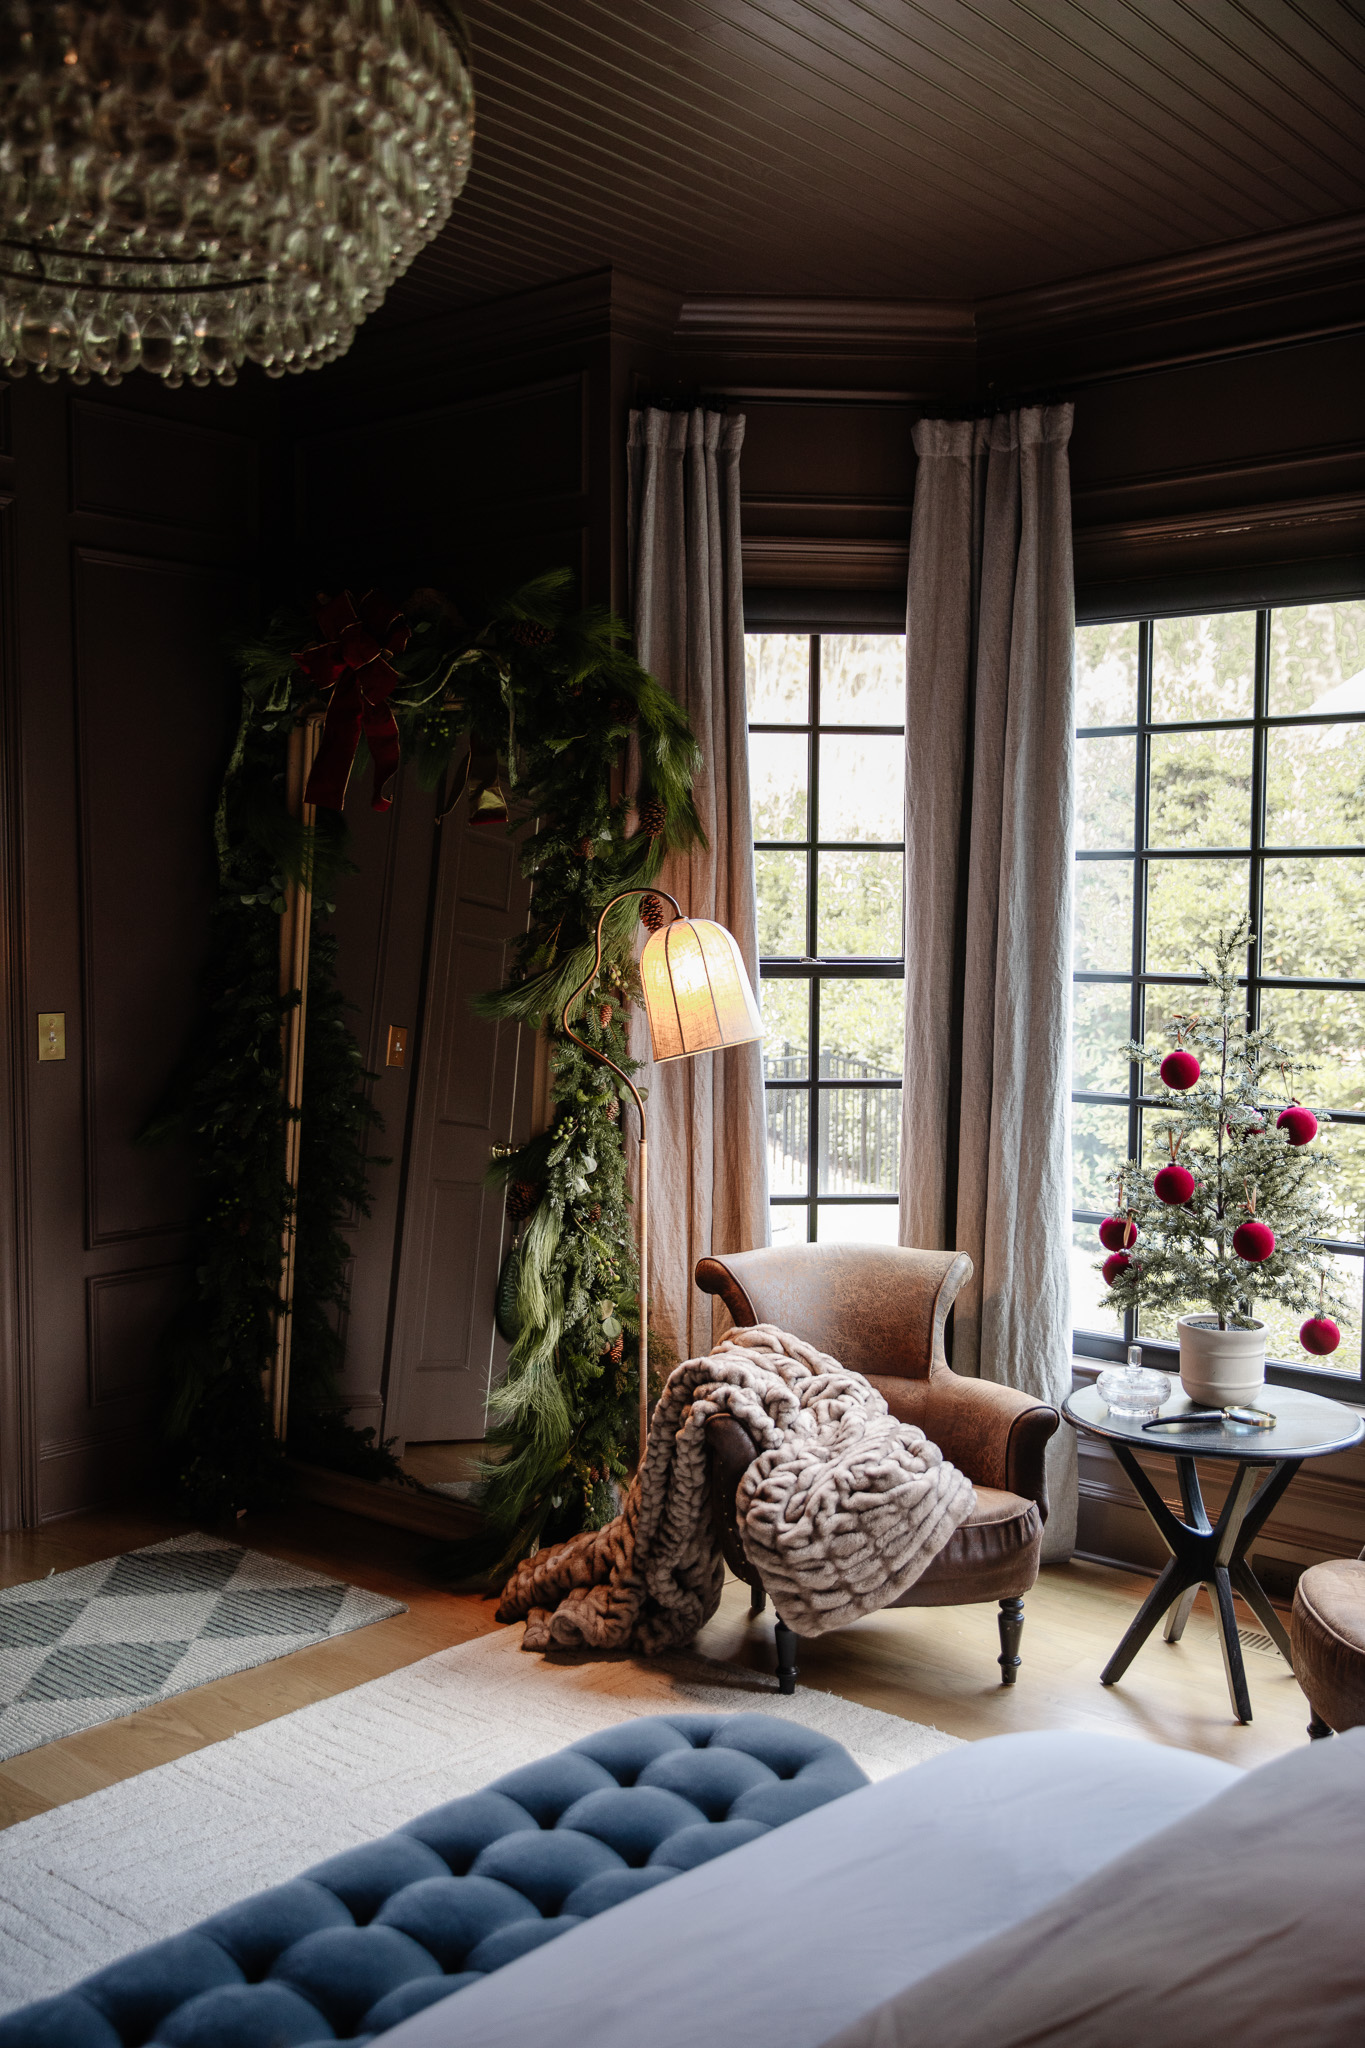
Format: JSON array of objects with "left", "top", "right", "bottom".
[{"left": 385, "top": 1729, "right": 1237, "bottom": 2048}]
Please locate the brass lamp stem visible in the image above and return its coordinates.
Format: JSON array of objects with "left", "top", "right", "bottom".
[{"left": 561, "top": 886, "right": 681, "bottom": 1467}]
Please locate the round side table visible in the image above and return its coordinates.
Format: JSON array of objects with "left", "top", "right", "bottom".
[{"left": 1063, "top": 1382, "right": 1365, "bottom": 1724}]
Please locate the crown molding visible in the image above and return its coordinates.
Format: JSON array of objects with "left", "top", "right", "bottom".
[
  {"left": 672, "top": 214, "right": 1365, "bottom": 389},
  {"left": 675, "top": 296, "right": 975, "bottom": 355},
  {"left": 298, "top": 212, "right": 1365, "bottom": 423},
  {"left": 1074, "top": 490, "right": 1365, "bottom": 556},
  {"left": 980, "top": 213, "right": 1365, "bottom": 388},
  {"left": 983, "top": 212, "right": 1365, "bottom": 343}
]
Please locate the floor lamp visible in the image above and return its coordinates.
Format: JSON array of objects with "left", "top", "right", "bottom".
[{"left": 561, "top": 888, "right": 763, "bottom": 1464}]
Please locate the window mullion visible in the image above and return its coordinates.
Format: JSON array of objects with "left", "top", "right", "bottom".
[
  {"left": 809, "top": 973, "right": 820, "bottom": 1241},
  {"left": 808, "top": 633, "right": 820, "bottom": 1243},
  {"left": 1126, "top": 622, "right": 1154, "bottom": 1350},
  {"left": 1247, "top": 610, "right": 1270, "bottom": 1035},
  {"left": 807, "top": 635, "right": 820, "bottom": 965}
]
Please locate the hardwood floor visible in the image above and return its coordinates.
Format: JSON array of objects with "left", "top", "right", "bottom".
[{"left": 0, "top": 1500, "right": 1315, "bottom": 1834}]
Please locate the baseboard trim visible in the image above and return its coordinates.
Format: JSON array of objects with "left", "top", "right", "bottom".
[{"left": 288, "top": 1460, "right": 482, "bottom": 1539}]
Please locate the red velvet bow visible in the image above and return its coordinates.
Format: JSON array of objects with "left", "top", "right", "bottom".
[{"left": 294, "top": 590, "right": 411, "bottom": 813}]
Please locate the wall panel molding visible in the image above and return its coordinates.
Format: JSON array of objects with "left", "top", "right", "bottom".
[
  {"left": 35, "top": 1424, "right": 150, "bottom": 1520},
  {"left": 0, "top": 491, "right": 33, "bottom": 1530},
  {"left": 85, "top": 1261, "right": 190, "bottom": 1409},
  {"left": 741, "top": 535, "right": 909, "bottom": 589},
  {"left": 73, "top": 547, "right": 239, "bottom": 1250},
  {"left": 71, "top": 402, "right": 258, "bottom": 538}
]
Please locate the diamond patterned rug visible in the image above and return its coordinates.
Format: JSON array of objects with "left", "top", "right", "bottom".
[{"left": 0, "top": 1534, "right": 406, "bottom": 1762}]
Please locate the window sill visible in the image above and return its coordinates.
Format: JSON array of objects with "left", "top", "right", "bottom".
[{"left": 1072, "top": 1333, "right": 1365, "bottom": 1406}]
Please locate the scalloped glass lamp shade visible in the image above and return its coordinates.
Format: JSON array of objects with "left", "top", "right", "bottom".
[
  {"left": 640, "top": 917, "right": 763, "bottom": 1065},
  {"left": 0, "top": 0, "right": 474, "bottom": 388}
]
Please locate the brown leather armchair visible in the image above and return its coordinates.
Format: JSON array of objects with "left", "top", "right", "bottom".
[{"left": 695, "top": 1242, "right": 1060, "bottom": 1694}]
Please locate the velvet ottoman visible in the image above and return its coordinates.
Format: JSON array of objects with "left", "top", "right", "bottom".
[{"left": 0, "top": 1711, "right": 867, "bottom": 2048}]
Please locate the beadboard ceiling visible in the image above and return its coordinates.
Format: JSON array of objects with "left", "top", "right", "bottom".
[{"left": 382, "top": 0, "right": 1365, "bottom": 325}]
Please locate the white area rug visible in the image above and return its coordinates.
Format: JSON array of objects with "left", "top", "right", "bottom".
[
  {"left": 0, "top": 1617, "right": 958, "bottom": 2013},
  {"left": 0, "top": 1534, "right": 405, "bottom": 1764}
]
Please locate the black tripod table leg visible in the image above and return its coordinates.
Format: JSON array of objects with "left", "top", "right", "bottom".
[
  {"left": 1209, "top": 1564, "right": 1254, "bottom": 1724},
  {"left": 1102, "top": 1556, "right": 1197, "bottom": 1686},
  {"left": 1230, "top": 1561, "right": 1292, "bottom": 1663},
  {"left": 1164, "top": 1584, "right": 1200, "bottom": 1644}
]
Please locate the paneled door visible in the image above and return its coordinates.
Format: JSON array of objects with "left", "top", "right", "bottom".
[{"left": 384, "top": 802, "right": 534, "bottom": 1444}]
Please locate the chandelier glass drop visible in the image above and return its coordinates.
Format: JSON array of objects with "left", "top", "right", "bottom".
[{"left": 0, "top": 1, "right": 474, "bottom": 387}]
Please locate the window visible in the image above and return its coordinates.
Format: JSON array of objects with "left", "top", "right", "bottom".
[
  {"left": 1070, "top": 601, "right": 1365, "bottom": 1384},
  {"left": 746, "top": 632, "right": 905, "bottom": 1246}
]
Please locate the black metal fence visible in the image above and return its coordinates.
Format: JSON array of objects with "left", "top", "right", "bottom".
[{"left": 765, "top": 1049, "right": 900, "bottom": 1196}]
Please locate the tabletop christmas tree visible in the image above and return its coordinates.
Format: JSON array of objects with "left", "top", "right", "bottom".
[{"left": 1097, "top": 917, "right": 1346, "bottom": 1383}]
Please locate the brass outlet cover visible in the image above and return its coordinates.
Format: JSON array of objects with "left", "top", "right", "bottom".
[
  {"left": 37, "top": 1012, "right": 65, "bottom": 1061},
  {"left": 385, "top": 1024, "right": 408, "bottom": 1069}
]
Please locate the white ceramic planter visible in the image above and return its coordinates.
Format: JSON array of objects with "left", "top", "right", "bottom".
[{"left": 1177, "top": 1315, "right": 1267, "bottom": 1406}]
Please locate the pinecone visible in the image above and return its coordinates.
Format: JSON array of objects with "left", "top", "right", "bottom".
[
  {"left": 579, "top": 837, "right": 597, "bottom": 859},
  {"left": 589, "top": 1203, "right": 602, "bottom": 1223},
  {"left": 638, "top": 796, "right": 667, "bottom": 839},
  {"left": 606, "top": 1333, "right": 624, "bottom": 1365},
  {"left": 505, "top": 1180, "right": 540, "bottom": 1224},
  {"left": 639, "top": 892, "right": 667, "bottom": 932},
  {"left": 598, "top": 1002, "right": 613, "bottom": 1028},
  {"left": 606, "top": 1097, "right": 620, "bottom": 1122},
  {"left": 508, "top": 619, "right": 553, "bottom": 648}
]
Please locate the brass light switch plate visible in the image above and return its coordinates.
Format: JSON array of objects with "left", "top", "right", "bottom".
[
  {"left": 385, "top": 1024, "right": 409, "bottom": 1069},
  {"left": 37, "top": 1012, "right": 65, "bottom": 1061}
]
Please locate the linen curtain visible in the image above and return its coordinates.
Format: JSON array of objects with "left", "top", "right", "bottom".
[
  {"left": 626, "top": 407, "right": 768, "bottom": 1364},
  {"left": 899, "top": 405, "right": 1078, "bottom": 1560}
]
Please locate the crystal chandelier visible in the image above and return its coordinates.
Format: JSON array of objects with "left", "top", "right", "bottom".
[{"left": 0, "top": 1, "right": 474, "bottom": 387}]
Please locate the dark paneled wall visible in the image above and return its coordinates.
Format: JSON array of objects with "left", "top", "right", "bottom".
[
  {"left": 0, "top": 377, "right": 274, "bottom": 1526},
  {"left": 2, "top": 235, "right": 1360, "bottom": 1523}
]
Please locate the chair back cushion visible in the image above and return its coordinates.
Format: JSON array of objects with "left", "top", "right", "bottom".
[{"left": 695, "top": 1245, "right": 970, "bottom": 1382}]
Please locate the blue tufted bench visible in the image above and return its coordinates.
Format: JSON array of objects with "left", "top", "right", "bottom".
[{"left": 0, "top": 1712, "right": 867, "bottom": 2048}]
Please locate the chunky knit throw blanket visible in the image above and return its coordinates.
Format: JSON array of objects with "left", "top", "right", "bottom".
[{"left": 498, "top": 1324, "right": 977, "bottom": 1654}]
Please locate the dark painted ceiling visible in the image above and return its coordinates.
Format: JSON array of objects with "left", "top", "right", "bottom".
[{"left": 381, "top": 0, "right": 1365, "bottom": 326}]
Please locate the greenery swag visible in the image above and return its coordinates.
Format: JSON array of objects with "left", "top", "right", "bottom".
[{"left": 157, "top": 570, "right": 702, "bottom": 1551}]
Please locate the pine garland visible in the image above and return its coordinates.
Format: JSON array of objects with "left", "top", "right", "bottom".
[
  {"left": 1100, "top": 917, "right": 1346, "bottom": 1338},
  {"left": 155, "top": 567, "right": 701, "bottom": 1539},
  {"left": 149, "top": 676, "right": 393, "bottom": 1518}
]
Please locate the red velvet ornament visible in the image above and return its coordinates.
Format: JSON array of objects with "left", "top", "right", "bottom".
[
  {"left": 1232, "top": 1218, "right": 1275, "bottom": 1262},
  {"left": 1160, "top": 1048, "right": 1201, "bottom": 1090},
  {"left": 1277, "top": 1105, "right": 1318, "bottom": 1146},
  {"left": 1101, "top": 1252, "right": 1133, "bottom": 1286},
  {"left": 1153, "top": 1163, "right": 1195, "bottom": 1205},
  {"left": 1098, "top": 1215, "right": 1138, "bottom": 1252},
  {"left": 1300, "top": 1315, "right": 1342, "bottom": 1356}
]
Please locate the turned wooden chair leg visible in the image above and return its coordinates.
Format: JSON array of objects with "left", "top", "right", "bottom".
[
  {"left": 774, "top": 1617, "right": 798, "bottom": 1695},
  {"left": 998, "top": 1596, "right": 1025, "bottom": 1684},
  {"left": 1308, "top": 1710, "right": 1335, "bottom": 1740},
  {"left": 749, "top": 1583, "right": 766, "bottom": 1617}
]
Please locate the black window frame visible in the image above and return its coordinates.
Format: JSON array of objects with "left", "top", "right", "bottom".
[
  {"left": 749, "top": 630, "right": 905, "bottom": 1244},
  {"left": 1072, "top": 606, "right": 1365, "bottom": 1401}
]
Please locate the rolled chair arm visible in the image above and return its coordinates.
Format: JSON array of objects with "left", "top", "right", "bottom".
[{"left": 867, "top": 1372, "right": 1060, "bottom": 1520}]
